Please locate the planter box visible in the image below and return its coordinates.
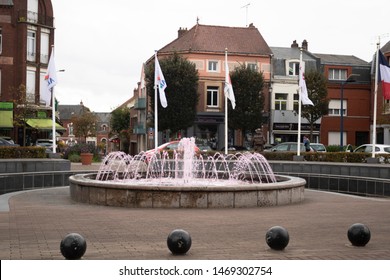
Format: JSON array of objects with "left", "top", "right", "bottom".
[{"left": 80, "top": 153, "right": 93, "bottom": 165}]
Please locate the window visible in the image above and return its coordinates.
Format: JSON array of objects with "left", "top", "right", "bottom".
[
  {"left": 293, "top": 93, "right": 299, "bottom": 111},
  {"left": 328, "top": 68, "right": 347, "bottom": 80},
  {"left": 27, "top": 0, "right": 38, "bottom": 23},
  {"left": 275, "top": 93, "right": 288, "bottom": 110},
  {"left": 40, "top": 30, "right": 49, "bottom": 63},
  {"left": 288, "top": 61, "right": 299, "bottom": 76},
  {"left": 26, "top": 69, "right": 36, "bottom": 103},
  {"left": 328, "top": 99, "right": 347, "bottom": 116},
  {"left": 208, "top": 61, "right": 218, "bottom": 72},
  {"left": 207, "top": 86, "right": 219, "bottom": 107},
  {"left": 247, "top": 62, "right": 258, "bottom": 71},
  {"left": 27, "top": 30, "right": 36, "bottom": 61},
  {"left": 384, "top": 99, "right": 390, "bottom": 114}
]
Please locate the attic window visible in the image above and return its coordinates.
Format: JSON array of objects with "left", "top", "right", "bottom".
[
  {"left": 288, "top": 61, "right": 299, "bottom": 76},
  {"left": 328, "top": 68, "right": 347, "bottom": 81}
]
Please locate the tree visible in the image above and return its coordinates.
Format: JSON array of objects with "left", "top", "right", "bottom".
[
  {"left": 228, "top": 65, "right": 265, "bottom": 142},
  {"left": 145, "top": 53, "right": 199, "bottom": 134},
  {"left": 71, "top": 110, "right": 98, "bottom": 142},
  {"left": 110, "top": 107, "right": 131, "bottom": 153},
  {"left": 301, "top": 70, "right": 329, "bottom": 140},
  {"left": 11, "top": 84, "right": 37, "bottom": 146}
]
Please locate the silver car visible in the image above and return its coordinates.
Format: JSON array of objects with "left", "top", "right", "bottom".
[
  {"left": 264, "top": 142, "right": 315, "bottom": 152},
  {"left": 353, "top": 144, "right": 390, "bottom": 154}
]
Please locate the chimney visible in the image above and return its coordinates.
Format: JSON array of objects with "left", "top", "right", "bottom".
[
  {"left": 291, "top": 40, "right": 299, "bottom": 48},
  {"left": 178, "top": 27, "right": 188, "bottom": 38},
  {"left": 302, "top": 39, "right": 308, "bottom": 51}
]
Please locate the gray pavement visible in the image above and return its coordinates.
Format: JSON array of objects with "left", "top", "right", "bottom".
[{"left": 0, "top": 162, "right": 389, "bottom": 260}]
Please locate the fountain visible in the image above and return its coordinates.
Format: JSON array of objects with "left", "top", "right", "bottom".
[{"left": 69, "top": 137, "right": 306, "bottom": 208}]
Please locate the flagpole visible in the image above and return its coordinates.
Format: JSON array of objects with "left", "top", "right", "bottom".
[
  {"left": 224, "top": 49, "right": 228, "bottom": 155},
  {"left": 154, "top": 51, "right": 158, "bottom": 151},
  {"left": 297, "top": 48, "right": 303, "bottom": 156},
  {"left": 372, "top": 39, "right": 380, "bottom": 158},
  {"left": 51, "top": 45, "right": 56, "bottom": 154}
]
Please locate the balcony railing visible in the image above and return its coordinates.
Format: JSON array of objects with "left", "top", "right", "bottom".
[
  {"left": 18, "top": 10, "right": 54, "bottom": 27},
  {"left": 133, "top": 123, "right": 146, "bottom": 134},
  {"left": 134, "top": 98, "right": 146, "bottom": 109}
]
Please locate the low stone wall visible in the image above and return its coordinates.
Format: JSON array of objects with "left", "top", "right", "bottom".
[
  {"left": 0, "top": 159, "right": 70, "bottom": 174},
  {"left": 269, "top": 161, "right": 390, "bottom": 197},
  {"left": 0, "top": 159, "right": 71, "bottom": 195}
]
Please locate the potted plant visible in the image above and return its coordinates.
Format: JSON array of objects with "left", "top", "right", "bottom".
[{"left": 79, "top": 143, "right": 94, "bottom": 165}]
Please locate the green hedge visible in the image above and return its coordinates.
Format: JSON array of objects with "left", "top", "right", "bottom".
[{"left": 0, "top": 146, "right": 46, "bottom": 159}]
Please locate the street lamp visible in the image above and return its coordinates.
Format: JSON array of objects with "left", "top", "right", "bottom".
[{"left": 340, "top": 74, "right": 359, "bottom": 150}]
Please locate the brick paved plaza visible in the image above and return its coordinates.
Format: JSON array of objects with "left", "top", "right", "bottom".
[{"left": 0, "top": 182, "right": 389, "bottom": 260}]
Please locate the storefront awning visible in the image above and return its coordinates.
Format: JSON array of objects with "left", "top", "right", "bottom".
[
  {"left": 26, "top": 119, "right": 66, "bottom": 131},
  {"left": 0, "top": 111, "right": 13, "bottom": 128}
]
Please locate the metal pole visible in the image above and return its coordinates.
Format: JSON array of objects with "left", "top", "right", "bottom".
[
  {"left": 154, "top": 51, "right": 158, "bottom": 151},
  {"left": 372, "top": 40, "right": 380, "bottom": 158},
  {"left": 51, "top": 45, "right": 56, "bottom": 154},
  {"left": 297, "top": 49, "right": 303, "bottom": 156},
  {"left": 340, "top": 82, "right": 344, "bottom": 150},
  {"left": 224, "top": 49, "right": 228, "bottom": 155}
]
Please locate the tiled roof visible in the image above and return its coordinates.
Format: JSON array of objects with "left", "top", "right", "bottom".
[
  {"left": 159, "top": 24, "right": 272, "bottom": 56},
  {"left": 313, "top": 53, "right": 369, "bottom": 66},
  {"left": 270, "top": 47, "right": 317, "bottom": 61},
  {"left": 381, "top": 40, "right": 390, "bottom": 55},
  {"left": 58, "top": 105, "right": 90, "bottom": 120}
]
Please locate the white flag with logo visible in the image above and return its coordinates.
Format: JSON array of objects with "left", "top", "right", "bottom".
[
  {"left": 224, "top": 60, "right": 236, "bottom": 109},
  {"left": 299, "top": 61, "right": 314, "bottom": 106},
  {"left": 155, "top": 56, "right": 168, "bottom": 108},
  {"left": 41, "top": 53, "right": 57, "bottom": 106}
]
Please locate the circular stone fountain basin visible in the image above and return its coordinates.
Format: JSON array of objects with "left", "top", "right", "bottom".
[{"left": 69, "top": 174, "right": 305, "bottom": 208}]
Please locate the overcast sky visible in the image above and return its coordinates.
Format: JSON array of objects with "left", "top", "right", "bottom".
[{"left": 51, "top": 0, "right": 389, "bottom": 112}]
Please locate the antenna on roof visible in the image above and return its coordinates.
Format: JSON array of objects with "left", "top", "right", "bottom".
[{"left": 241, "top": 3, "right": 250, "bottom": 27}]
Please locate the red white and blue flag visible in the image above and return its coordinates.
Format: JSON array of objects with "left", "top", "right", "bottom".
[
  {"left": 379, "top": 50, "right": 390, "bottom": 100},
  {"left": 155, "top": 56, "right": 168, "bottom": 108}
]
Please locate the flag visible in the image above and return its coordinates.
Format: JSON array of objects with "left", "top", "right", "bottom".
[
  {"left": 155, "top": 56, "right": 168, "bottom": 108},
  {"left": 299, "top": 61, "right": 314, "bottom": 106},
  {"left": 378, "top": 50, "right": 390, "bottom": 100},
  {"left": 224, "top": 59, "right": 236, "bottom": 109},
  {"left": 41, "top": 52, "right": 57, "bottom": 106}
]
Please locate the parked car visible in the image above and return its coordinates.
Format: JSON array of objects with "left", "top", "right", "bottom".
[
  {"left": 198, "top": 144, "right": 213, "bottom": 152},
  {"left": 0, "top": 137, "right": 19, "bottom": 146},
  {"left": 263, "top": 142, "right": 315, "bottom": 152},
  {"left": 35, "top": 139, "right": 54, "bottom": 153},
  {"left": 220, "top": 145, "right": 249, "bottom": 151},
  {"left": 143, "top": 140, "right": 200, "bottom": 162},
  {"left": 310, "top": 143, "right": 327, "bottom": 152},
  {"left": 353, "top": 144, "right": 390, "bottom": 154}
]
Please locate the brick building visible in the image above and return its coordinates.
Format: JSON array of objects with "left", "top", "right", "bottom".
[
  {"left": 142, "top": 23, "right": 272, "bottom": 150},
  {"left": 0, "top": 0, "right": 63, "bottom": 145}
]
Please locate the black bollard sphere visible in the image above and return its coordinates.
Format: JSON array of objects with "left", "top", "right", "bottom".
[
  {"left": 167, "top": 229, "right": 192, "bottom": 255},
  {"left": 347, "top": 223, "right": 371, "bottom": 247},
  {"left": 60, "top": 233, "right": 87, "bottom": 260},
  {"left": 265, "top": 226, "right": 289, "bottom": 250}
]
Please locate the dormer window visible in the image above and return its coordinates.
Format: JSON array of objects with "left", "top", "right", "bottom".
[
  {"left": 287, "top": 61, "right": 300, "bottom": 76},
  {"left": 328, "top": 68, "right": 347, "bottom": 81}
]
